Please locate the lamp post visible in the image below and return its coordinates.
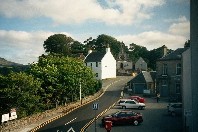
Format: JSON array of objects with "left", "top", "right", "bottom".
[{"left": 79, "top": 79, "right": 82, "bottom": 105}]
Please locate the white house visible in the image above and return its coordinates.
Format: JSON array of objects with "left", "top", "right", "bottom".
[
  {"left": 84, "top": 46, "right": 116, "bottom": 80},
  {"left": 135, "top": 57, "right": 147, "bottom": 71}
]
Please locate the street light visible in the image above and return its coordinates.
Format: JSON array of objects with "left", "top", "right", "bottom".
[{"left": 79, "top": 79, "right": 82, "bottom": 105}]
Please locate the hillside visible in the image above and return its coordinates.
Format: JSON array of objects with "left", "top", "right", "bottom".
[
  {"left": 0, "top": 57, "right": 29, "bottom": 75},
  {"left": 0, "top": 57, "right": 23, "bottom": 66}
]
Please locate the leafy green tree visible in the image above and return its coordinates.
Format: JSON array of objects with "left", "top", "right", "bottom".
[
  {"left": 95, "top": 34, "right": 121, "bottom": 58},
  {"left": 29, "top": 54, "right": 98, "bottom": 108},
  {"left": 84, "top": 34, "right": 122, "bottom": 58},
  {"left": 71, "top": 41, "right": 86, "bottom": 55},
  {"left": 43, "top": 34, "right": 74, "bottom": 55},
  {"left": 128, "top": 43, "right": 149, "bottom": 63},
  {"left": 0, "top": 72, "right": 42, "bottom": 118}
]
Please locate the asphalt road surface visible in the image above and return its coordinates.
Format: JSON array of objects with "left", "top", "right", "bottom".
[
  {"left": 87, "top": 96, "right": 182, "bottom": 132},
  {"left": 36, "top": 76, "right": 132, "bottom": 132}
]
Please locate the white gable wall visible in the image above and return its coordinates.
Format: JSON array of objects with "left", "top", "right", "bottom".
[
  {"left": 101, "top": 50, "right": 116, "bottom": 79},
  {"left": 86, "top": 62, "right": 102, "bottom": 80}
]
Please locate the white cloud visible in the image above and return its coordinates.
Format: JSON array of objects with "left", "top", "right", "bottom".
[
  {"left": 116, "top": 16, "right": 190, "bottom": 50},
  {"left": 116, "top": 31, "right": 187, "bottom": 50},
  {"left": 0, "top": 0, "right": 165, "bottom": 25},
  {"left": 168, "top": 16, "right": 190, "bottom": 36},
  {"left": 0, "top": 30, "right": 72, "bottom": 64}
]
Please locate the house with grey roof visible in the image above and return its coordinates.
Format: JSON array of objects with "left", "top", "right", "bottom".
[
  {"left": 128, "top": 71, "right": 156, "bottom": 95},
  {"left": 156, "top": 47, "right": 189, "bottom": 99},
  {"left": 84, "top": 46, "right": 116, "bottom": 80},
  {"left": 135, "top": 57, "right": 147, "bottom": 72}
]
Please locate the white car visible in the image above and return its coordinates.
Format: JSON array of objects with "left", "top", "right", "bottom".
[{"left": 118, "top": 99, "right": 146, "bottom": 110}]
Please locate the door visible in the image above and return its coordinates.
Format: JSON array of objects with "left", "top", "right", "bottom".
[{"left": 134, "top": 84, "right": 146, "bottom": 94}]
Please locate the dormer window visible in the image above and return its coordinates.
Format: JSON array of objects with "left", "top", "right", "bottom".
[{"left": 176, "top": 63, "right": 181, "bottom": 75}]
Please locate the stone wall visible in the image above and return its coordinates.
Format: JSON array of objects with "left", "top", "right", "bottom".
[{"left": 0, "top": 89, "right": 104, "bottom": 132}]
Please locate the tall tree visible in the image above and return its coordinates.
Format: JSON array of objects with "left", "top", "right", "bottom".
[
  {"left": 86, "top": 34, "right": 122, "bottom": 58},
  {"left": 128, "top": 43, "right": 149, "bottom": 63},
  {"left": 29, "top": 54, "right": 98, "bottom": 108},
  {"left": 0, "top": 72, "right": 42, "bottom": 118},
  {"left": 43, "top": 34, "right": 74, "bottom": 55}
]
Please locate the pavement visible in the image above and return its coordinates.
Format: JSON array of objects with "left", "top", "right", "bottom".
[{"left": 14, "top": 76, "right": 130, "bottom": 132}]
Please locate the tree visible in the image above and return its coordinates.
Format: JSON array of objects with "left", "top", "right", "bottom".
[
  {"left": 84, "top": 34, "right": 122, "bottom": 58},
  {"left": 70, "top": 41, "right": 86, "bottom": 55},
  {"left": 184, "top": 39, "right": 190, "bottom": 48},
  {"left": 43, "top": 34, "right": 74, "bottom": 55},
  {"left": 0, "top": 72, "right": 42, "bottom": 118},
  {"left": 128, "top": 43, "right": 149, "bottom": 63},
  {"left": 29, "top": 54, "right": 98, "bottom": 108}
]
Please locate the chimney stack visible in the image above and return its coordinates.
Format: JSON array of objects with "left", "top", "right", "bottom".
[{"left": 162, "top": 45, "right": 167, "bottom": 57}]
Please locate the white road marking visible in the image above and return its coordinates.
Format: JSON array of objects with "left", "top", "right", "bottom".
[
  {"left": 67, "top": 127, "right": 75, "bottom": 132},
  {"left": 65, "top": 117, "right": 77, "bottom": 125}
]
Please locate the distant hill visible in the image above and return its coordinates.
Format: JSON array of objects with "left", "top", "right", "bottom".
[
  {"left": 0, "top": 57, "right": 23, "bottom": 66},
  {"left": 0, "top": 57, "right": 29, "bottom": 75}
]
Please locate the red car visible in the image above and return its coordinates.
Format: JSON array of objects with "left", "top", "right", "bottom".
[
  {"left": 128, "top": 96, "right": 145, "bottom": 103},
  {"left": 102, "top": 111, "right": 143, "bottom": 126}
]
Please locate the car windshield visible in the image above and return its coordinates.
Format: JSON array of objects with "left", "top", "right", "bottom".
[{"left": 133, "top": 99, "right": 139, "bottom": 103}]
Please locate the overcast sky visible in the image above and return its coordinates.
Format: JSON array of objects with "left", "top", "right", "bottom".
[{"left": 0, "top": 0, "right": 190, "bottom": 64}]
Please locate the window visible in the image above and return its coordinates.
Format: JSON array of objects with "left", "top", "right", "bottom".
[
  {"left": 96, "top": 62, "right": 98, "bottom": 67},
  {"left": 176, "top": 63, "right": 181, "bottom": 75},
  {"left": 163, "top": 64, "right": 168, "bottom": 75},
  {"left": 175, "top": 83, "right": 181, "bottom": 93},
  {"left": 95, "top": 73, "right": 98, "bottom": 77}
]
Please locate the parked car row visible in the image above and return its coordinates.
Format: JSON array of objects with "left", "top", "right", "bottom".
[{"left": 101, "top": 96, "right": 146, "bottom": 127}]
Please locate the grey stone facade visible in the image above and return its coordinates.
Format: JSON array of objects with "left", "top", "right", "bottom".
[{"left": 156, "top": 48, "right": 188, "bottom": 98}]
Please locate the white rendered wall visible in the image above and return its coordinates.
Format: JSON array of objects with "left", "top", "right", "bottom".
[{"left": 101, "top": 51, "right": 116, "bottom": 79}]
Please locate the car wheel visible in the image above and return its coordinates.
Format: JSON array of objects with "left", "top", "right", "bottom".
[
  {"left": 138, "top": 106, "right": 142, "bottom": 110},
  {"left": 122, "top": 106, "right": 126, "bottom": 109},
  {"left": 133, "top": 120, "right": 139, "bottom": 126}
]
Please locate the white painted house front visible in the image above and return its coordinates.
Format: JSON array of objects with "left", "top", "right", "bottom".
[{"left": 84, "top": 47, "right": 116, "bottom": 80}]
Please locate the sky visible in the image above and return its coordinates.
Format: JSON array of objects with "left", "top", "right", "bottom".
[{"left": 0, "top": 0, "right": 190, "bottom": 65}]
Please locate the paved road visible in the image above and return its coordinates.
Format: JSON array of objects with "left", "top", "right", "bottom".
[
  {"left": 87, "top": 96, "right": 182, "bottom": 132},
  {"left": 36, "top": 76, "right": 133, "bottom": 132}
]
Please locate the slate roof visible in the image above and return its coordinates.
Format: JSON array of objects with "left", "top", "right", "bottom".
[
  {"left": 158, "top": 48, "right": 189, "bottom": 61},
  {"left": 142, "top": 71, "right": 153, "bottom": 83},
  {"left": 84, "top": 52, "right": 106, "bottom": 62},
  {"left": 129, "top": 71, "right": 156, "bottom": 84}
]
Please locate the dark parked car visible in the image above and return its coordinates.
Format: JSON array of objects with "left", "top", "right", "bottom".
[{"left": 102, "top": 111, "right": 143, "bottom": 126}]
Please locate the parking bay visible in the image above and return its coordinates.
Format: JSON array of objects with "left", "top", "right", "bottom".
[{"left": 87, "top": 97, "right": 182, "bottom": 132}]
